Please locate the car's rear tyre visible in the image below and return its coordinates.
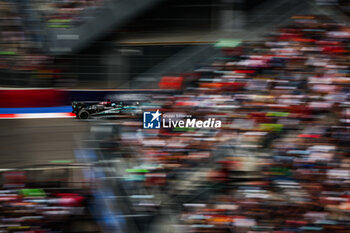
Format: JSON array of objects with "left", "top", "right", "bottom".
[{"left": 79, "top": 110, "right": 90, "bottom": 119}]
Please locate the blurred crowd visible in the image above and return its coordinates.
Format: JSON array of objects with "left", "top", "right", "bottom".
[
  {"left": 0, "top": 0, "right": 51, "bottom": 83},
  {"left": 0, "top": 188, "right": 85, "bottom": 232},
  {"left": 96, "top": 15, "right": 350, "bottom": 233},
  {"left": 32, "top": 0, "right": 107, "bottom": 28},
  {"left": 0, "top": 170, "right": 94, "bottom": 233},
  {"left": 0, "top": 0, "right": 110, "bottom": 86}
]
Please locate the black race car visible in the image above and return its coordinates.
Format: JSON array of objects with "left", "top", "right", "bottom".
[{"left": 72, "top": 100, "right": 139, "bottom": 119}]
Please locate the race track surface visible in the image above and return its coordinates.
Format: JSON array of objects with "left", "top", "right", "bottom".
[{"left": 0, "top": 118, "right": 88, "bottom": 168}]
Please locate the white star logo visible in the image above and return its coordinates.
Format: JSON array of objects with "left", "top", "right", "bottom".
[{"left": 150, "top": 110, "right": 161, "bottom": 122}]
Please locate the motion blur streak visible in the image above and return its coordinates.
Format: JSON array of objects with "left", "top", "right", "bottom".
[
  {"left": 0, "top": 112, "right": 75, "bottom": 119},
  {"left": 2, "top": 0, "right": 350, "bottom": 233}
]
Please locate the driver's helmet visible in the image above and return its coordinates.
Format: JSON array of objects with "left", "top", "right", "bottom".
[{"left": 111, "top": 103, "right": 116, "bottom": 107}]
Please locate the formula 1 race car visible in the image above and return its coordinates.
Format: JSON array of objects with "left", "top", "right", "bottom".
[{"left": 72, "top": 100, "right": 140, "bottom": 119}]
